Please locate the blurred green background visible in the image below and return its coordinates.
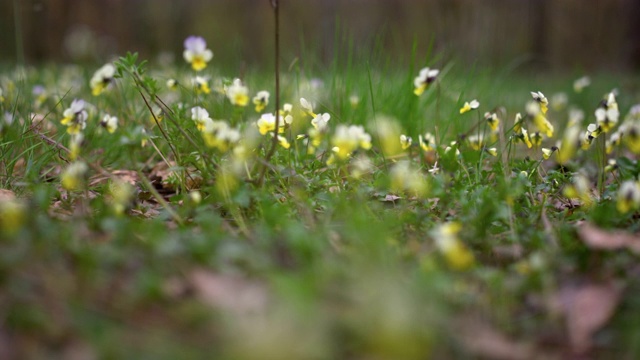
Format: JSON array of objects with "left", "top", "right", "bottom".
[{"left": 2, "top": 0, "right": 640, "bottom": 71}]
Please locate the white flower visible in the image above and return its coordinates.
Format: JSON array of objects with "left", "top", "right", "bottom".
[
  {"left": 183, "top": 36, "right": 213, "bottom": 71},
  {"left": 90, "top": 63, "right": 115, "bottom": 96},
  {"left": 100, "top": 114, "right": 118, "bottom": 133},
  {"left": 191, "top": 106, "right": 212, "bottom": 131},
  {"left": 226, "top": 78, "right": 249, "bottom": 106},
  {"left": 311, "top": 113, "right": 331, "bottom": 130}
]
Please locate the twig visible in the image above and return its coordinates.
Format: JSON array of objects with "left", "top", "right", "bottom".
[{"left": 256, "top": 0, "right": 281, "bottom": 187}]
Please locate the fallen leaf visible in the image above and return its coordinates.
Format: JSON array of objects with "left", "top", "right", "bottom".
[
  {"left": 577, "top": 223, "right": 640, "bottom": 254},
  {"left": 381, "top": 194, "right": 401, "bottom": 202},
  {"left": 0, "top": 189, "right": 16, "bottom": 201},
  {"left": 558, "top": 281, "right": 623, "bottom": 354},
  {"left": 187, "top": 269, "right": 268, "bottom": 315},
  {"left": 455, "top": 317, "right": 543, "bottom": 360}
]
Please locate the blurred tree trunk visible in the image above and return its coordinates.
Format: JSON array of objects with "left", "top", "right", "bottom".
[
  {"left": 630, "top": 0, "right": 640, "bottom": 68},
  {"left": 530, "top": 0, "right": 549, "bottom": 65}
]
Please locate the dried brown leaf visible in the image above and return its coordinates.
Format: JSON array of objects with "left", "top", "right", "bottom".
[
  {"left": 560, "top": 281, "right": 623, "bottom": 354},
  {"left": 456, "top": 318, "right": 541, "bottom": 360},
  {"left": 0, "top": 189, "right": 16, "bottom": 201},
  {"left": 187, "top": 269, "right": 268, "bottom": 315},
  {"left": 577, "top": 223, "right": 640, "bottom": 254}
]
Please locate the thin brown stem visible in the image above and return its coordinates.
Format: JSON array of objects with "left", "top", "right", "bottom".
[{"left": 256, "top": 0, "right": 280, "bottom": 187}]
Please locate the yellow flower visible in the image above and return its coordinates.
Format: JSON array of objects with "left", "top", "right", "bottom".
[
  {"left": 183, "top": 36, "right": 213, "bottom": 71},
  {"left": 530, "top": 132, "right": 543, "bottom": 147},
  {"left": 418, "top": 133, "right": 436, "bottom": 152},
  {"left": 413, "top": 67, "right": 439, "bottom": 96},
  {"left": 166, "top": 78, "right": 179, "bottom": 90},
  {"left": 191, "top": 106, "right": 212, "bottom": 132},
  {"left": 61, "top": 161, "right": 88, "bottom": 191},
  {"left": 390, "top": 160, "right": 429, "bottom": 197},
  {"left": 192, "top": 76, "right": 211, "bottom": 94},
  {"left": 595, "top": 92, "right": 619, "bottom": 133},
  {"left": 530, "top": 91, "right": 549, "bottom": 114},
  {"left": 300, "top": 97, "right": 317, "bottom": 117},
  {"left": 256, "top": 113, "right": 289, "bottom": 135},
  {"left": 624, "top": 124, "right": 640, "bottom": 153},
  {"left": 90, "top": 63, "right": 115, "bottom": 96},
  {"left": 518, "top": 128, "right": 533, "bottom": 148},
  {"left": 617, "top": 181, "right": 640, "bottom": 213},
  {"left": 100, "top": 114, "right": 118, "bottom": 134},
  {"left": 202, "top": 119, "right": 240, "bottom": 152},
  {"left": 563, "top": 174, "right": 594, "bottom": 207},
  {"left": 485, "top": 112, "right": 500, "bottom": 132},
  {"left": 573, "top": 76, "right": 591, "bottom": 93},
  {"left": 311, "top": 113, "right": 331, "bottom": 130},
  {"left": 432, "top": 222, "right": 474, "bottom": 271},
  {"left": 253, "top": 91, "right": 270, "bottom": 112},
  {"left": 513, "top": 113, "right": 523, "bottom": 134},
  {"left": 69, "top": 133, "right": 83, "bottom": 160},
  {"left": 330, "top": 125, "right": 371, "bottom": 161},
  {"left": 0, "top": 196, "right": 26, "bottom": 236},
  {"left": 556, "top": 126, "right": 580, "bottom": 165},
  {"left": 60, "top": 99, "right": 88, "bottom": 135},
  {"left": 400, "top": 134, "right": 412, "bottom": 150},
  {"left": 226, "top": 78, "right": 249, "bottom": 106},
  {"left": 109, "top": 179, "right": 134, "bottom": 215},
  {"left": 485, "top": 147, "right": 498, "bottom": 156},
  {"left": 541, "top": 146, "right": 556, "bottom": 160},
  {"left": 467, "top": 134, "right": 484, "bottom": 151},
  {"left": 459, "top": 99, "right": 479, "bottom": 114}
]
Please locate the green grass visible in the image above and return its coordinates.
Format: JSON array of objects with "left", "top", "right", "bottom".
[{"left": 1, "top": 42, "right": 640, "bottom": 359}]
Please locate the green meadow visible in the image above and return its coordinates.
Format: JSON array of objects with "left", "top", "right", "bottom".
[{"left": 2, "top": 15, "right": 640, "bottom": 359}]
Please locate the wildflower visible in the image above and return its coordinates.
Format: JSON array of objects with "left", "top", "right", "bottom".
[
  {"left": 349, "top": 154, "right": 373, "bottom": 179},
  {"left": 563, "top": 174, "right": 594, "bottom": 207},
  {"left": 625, "top": 123, "right": 640, "bottom": 153},
  {"left": 100, "top": 114, "right": 118, "bottom": 133},
  {"left": 61, "top": 161, "right": 88, "bottom": 191},
  {"left": 605, "top": 159, "right": 618, "bottom": 173},
  {"left": 485, "top": 112, "right": 500, "bottom": 132},
  {"left": 69, "top": 133, "right": 83, "bottom": 160},
  {"left": 568, "top": 108, "right": 585, "bottom": 127},
  {"left": 486, "top": 147, "right": 498, "bottom": 156},
  {"left": 573, "top": 76, "right": 591, "bottom": 93},
  {"left": 526, "top": 101, "right": 554, "bottom": 137},
  {"left": 595, "top": 92, "right": 619, "bottom": 133},
  {"left": 274, "top": 134, "right": 290, "bottom": 149},
  {"left": 61, "top": 99, "right": 88, "bottom": 135},
  {"left": 413, "top": 67, "right": 439, "bottom": 96},
  {"left": 166, "top": 78, "right": 179, "bottom": 90},
  {"left": 551, "top": 93, "right": 568, "bottom": 111},
  {"left": 108, "top": 179, "right": 134, "bottom": 215},
  {"left": 189, "top": 191, "right": 202, "bottom": 204},
  {"left": 606, "top": 131, "right": 622, "bottom": 154},
  {"left": 541, "top": 146, "right": 557, "bottom": 160},
  {"left": 581, "top": 123, "right": 601, "bottom": 150},
  {"left": 202, "top": 120, "right": 240, "bottom": 152},
  {"left": 191, "top": 106, "right": 212, "bottom": 131},
  {"left": 0, "top": 196, "right": 26, "bottom": 236},
  {"left": 530, "top": 91, "right": 549, "bottom": 114},
  {"left": 192, "top": 76, "right": 211, "bottom": 94},
  {"left": 556, "top": 126, "right": 580, "bottom": 165},
  {"left": 467, "top": 134, "right": 484, "bottom": 151},
  {"left": 300, "top": 97, "right": 317, "bottom": 117},
  {"left": 390, "top": 160, "right": 429, "bottom": 197},
  {"left": 419, "top": 133, "right": 436, "bottom": 152},
  {"left": 149, "top": 105, "right": 164, "bottom": 123},
  {"left": 513, "top": 113, "right": 524, "bottom": 133},
  {"left": 349, "top": 94, "right": 360, "bottom": 108},
  {"left": 432, "top": 222, "right": 474, "bottom": 271},
  {"left": 459, "top": 99, "right": 479, "bottom": 114},
  {"left": 400, "top": 134, "right": 412, "bottom": 150},
  {"left": 311, "top": 113, "right": 331, "bottom": 130},
  {"left": 616, "top": 180, "right": 640, "bottom": 214},
  {"left": 256, "top": 113, "right": 290, "bottom": 135},
  {"left": 183, "top": 36, "right": 213, "bottom": 71},
  {"left": 530, "top": 132, "right": 543, "bottom": 147},
  {"left": 330, "top": 125, "right": 372, "bottom": 160},
  {"left": 280, "top": 103, "right": 293, "bottom": 124},
  {"left": 253, "top": 91, "right": 270, "bottom": 112},
  {"left": 226, "top": 78, "right": 249, "bottom": 106},
  {"left": 90, "top": 63, "right": 115, "bottom": 96},
  {"left": 517, "top": 128, "right": 533, "bottom": 148},
  {"left": 32, "top": 85, "right": 47, "bottom": 107}
]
